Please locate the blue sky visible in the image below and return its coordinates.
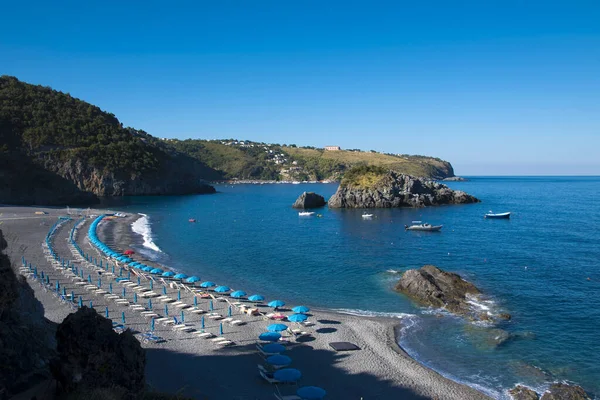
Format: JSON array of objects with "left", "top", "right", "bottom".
[{"left": 2, "top": 1, "right": 599, "bottom": 175}]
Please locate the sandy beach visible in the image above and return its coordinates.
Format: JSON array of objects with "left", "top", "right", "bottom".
[{"left": 1, "top": 205, "right": 491, "bottom": 400}]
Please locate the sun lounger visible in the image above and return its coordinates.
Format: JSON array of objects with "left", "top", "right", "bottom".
[
  {"left": 155, "top": 317, "right": 170, "bottom": 323},
  {"left": 259, "top": 369, "right": 280, "bottom": 384},
  {"left": 221, "top": 317, "right": 234, "bottom": 323},
  {"left": 211, "top": 336, "right": 229, "bottom": 342},
  {"left": 274, "top": 391, "right": 301, "bottom": 400},
  {"left": 160, "top": 297, "right": 175, "bottom": 303},
  {"left": 302, "top": 321, "right": 315, "bottom": 327},
  {"left": 105, "top": 294, "right": 119, "bottom": 300},
  {"left": 195, "top": 332, "right": 214, "bottom": 338},
  {"left": 95, "top": 289, "right": 108, "bottom": 295},
  {"left": 217, "top": 340, "right": 233, "bottom": 346},
  {"left": 130, "top": 305, "right": 145, "bottom": 311},
  {"left": 256, "top": 345, "right": 280, "bottom": 357},
  {"left": 171, "top": 301, "right": 184, "bottom": 306},
  {"left": 141, "top": 332, "right": 164, "bottom": 344},
  {"left": 174, "top": 303, "right": 189, "bottom": 308},
  {"left": 190, "top": 308, "right": 206, "bottom": 314},
  {"left": 115, "top": 300, "right": 130, "bottom": 305},
  {"left": 229, "top": 320, "right": 244, "bottom": 326}
]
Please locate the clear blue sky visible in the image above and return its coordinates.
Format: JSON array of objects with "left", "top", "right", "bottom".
[{"left": 2, "top": 1, "right": 599, "bottom": 175}]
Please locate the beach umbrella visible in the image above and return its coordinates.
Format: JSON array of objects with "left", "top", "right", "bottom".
[
  {"left": 181, "top": 311, "right": 185, "bottom": 323},
  {"left": 142, "top": 266, "right": 153, "bottom": 272},
  {"left": 88, "top": 274, "right": 92, "bottom": 283},
  {"left": 109, "top": 283, "right": 113, "bottom": 294},
  {"left": 200, "top": 281, "right": 215, "bottom": 288},
  {"left": 41, "top": 271, "right": 45, "bottom": 279},
  {"left": 266, "top": 354, "right": 292, "bottom": 367},
  {"left": 71, "top": 291, "right": 74, "bottom": 301},
  {"left": 150, "top": 268, "right": 163, "bottom": 274},
  {"left": 259, "top": 332, "right": 281, "bottom": 342},
  {"left": 194, "top": 296, "right": 198, "bottom": 306},
  {"left": 230, "top": 290, "right": 247, "bottom": 298},
  {"left": 138, "top": 277, "right": 142, "bottom": 285},
  {"left": 122, "top": 312, "right": 126, "bottom": 324},
  {"left": 162, "top": 271, "right": 175, "bottom": 278},
  {"left": 134, "top": 293, "right": 138, "bottom": 303},
  {"left": 123, "top": 288, "right": 126, "bottom": 297},
  {"left": 119, "top": 268, "right": 123, "bottom": 277},
  {"left": 219, "top": 322, "right": 223, "bottom": 335},
  {"left": 112, "top": 265, "right": 115, "bottom": 274},
  {"left": 165, "top": 304, "right": 169, "bottom": 316},
  {"left": 214, "top": 286, "right": 230, "bottom": 293},
  {"left": 268, "top": 300, "right": 285, "bottom": 308},
  {"left": 267, "top": 323, "right": 288, "bottom": 333},
  {"left": 128, "top": 271, "right": 131, "bottom": 280},
  {"left": 97, "top": 277, "right": 102, "bottom": 288},
  {"left": 173, "top": 273, "right": 188, "bottom": 280},
  {"left": 22, "top": 256, "right": 25, "bottom": 265},
  {"left": 178, "top": 290, "right": 181, "bottom": 301},
  {"left": 201, "top": 315, "right": 205, "bottom": 330},
  {"left": 62, "top": 287, "right": 67, "bottom": 296},
  {"left": 262, "top": 343, "right": 286, "bottom": 353},
  {"left": 105, "top": 307, "right": 109, "bottom": 318},
  {"left": 274, "top": 368, "right": 301, "bottom": 383},
  {"left": 90, "top": 301, "right": 93, "bottom": 309},
  {"left": 292, "top": 306, "right": 310, "bottom": 314},
  {"left": 46, "top": 276, "right": 50, "bottom": 284},
  {"left": 288, "top": 313, "right": 308, "bottom": 323},
  {"left": 78, "top": 296, "right": 83, "bottom": 307},
  {"left": 151, "top": 318, "right": 155, "bottom": 331},
  {"left": 163, "top": 286, "right": 167, "bottom": 295},
  {"left": 55, "top": 281, "right": 60, "bottom": 292},
  {"left": 186, "top": 276, "right": 201, "bottom": 283},
  {"left": 228, "top": 306, "right": 232, "bottom": 317},
  {"left": 297, "top": 386, "right": 327, "bottom": 400},
  {"left": 209, "top": 300, "right": 214, "bottom": 311},
  {"left": 148, "top": 299, "right": 153, "bottom": 309},
  {"left": 124, "top": 249, "right": 134, "bottom": 255}
]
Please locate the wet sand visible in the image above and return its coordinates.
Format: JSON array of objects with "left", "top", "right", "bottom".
[{"left": 1, "top": 205, "right": 490, "bottom": 400}]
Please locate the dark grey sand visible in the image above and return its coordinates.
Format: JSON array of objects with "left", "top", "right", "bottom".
[{"left": 1, "top": 206, "right": 490, "bottom": 400}]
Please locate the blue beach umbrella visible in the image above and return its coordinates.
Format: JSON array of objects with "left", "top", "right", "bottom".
[
  {"left": 292, "top": 306, "right": 310, "bottom": 314},
  {"left": 162, "top": 271, "right": 175, "bottom": 278},
  {"left": 201, "top": 315, "right": 205, "bottom": 330},
  {"left": 297, "top": 386, "right": 327, "bottom": 400},
  {"left": 46, "top": 276, "right": 50, "bottom": 284},
  {"left": 194, "top": 296, "right": 198, "bottom": 306},
  {"left": 41, "top": 271, "right": 45, "bottom": 279},
  {"left": 200, "top": 281, "right": 215, "bottom": 288},
  {"left": 122, "top": 312, "right": 126, "bottom": 324},
  {"left": 90, "top": 301, "right": 93, "bottom": 309},
  {"left": 273, "top": 368, "right": 301, "bottom": 383},
  {"left": 128, "top": 271, "right": 131, "bottom": 280},
  {"left": 268, "top": 300, "right": 285, "bottom": 308},
  {"left": 165, "top": 304, "right": 169, "bottom": 316},
  {"left": 62, "top": 287, "right": 66, "bottom": 296},
  {"left": 228, "top": 306, "right": 232, "bottom": 317},
  {"left": 219, "top": 322, "right": 223, "bottom": 335},
  {"left": 288, "top": 313, "right": 308, "bottom": 323},
  {"left": 148, "top": 299, "right": 153, "bottom": 309},
  {"left": 55, "top": 281, "right": 60, "bottom": 291},
  {"left": 88, "top": 274, "right": 92, "bottom": 283},
  {"left": 150, "top": 268, "right": 163, "bottom": 274},
  {"left": 70, "top": 291, "right": 74, "bottom": 301},
  {"left": 262, "top": 343, "right": 286, "bottom": 353},
  {"left": 214, "top": 286, "right": 230, "bottom": 293},
  {"left": 266, "top": 354, "right": 292, "bottom": 367},
  {"left": 178, "top": 290, "right": 181, "bottom": 301},
  {"left": 138, "top": 277, "right": 142, "bottom": 285},
  {"left": 174, "top": 273, "right": 188, "bottom": 280},
  {"left": 209, "top": 300, "right": 214, "bottom": 311},
  {"left": 122, "top": 288, "right": 126, "bottom": 297},
  {"left": 267, "top": 323, "right": 288, "bottom": 332},
  {"left": 105, "top": 306, "right": 109, "bottom": 318},
  {"left": 142, "top": 266, "right": 153, "bottom": 272},
  {"left": 134, "top": 293, "right": 138, "bottom": 303},
  {"left": 181, "top": 311, "right": 184, "bottom": 323},
  {"left": 230, "top": 290, "right": 247, "bottom": 298},
  {"left": 259, "top": 332, "right": 282, "bottom": 342},
  {"left": 97, "top": 277, "right": 102, "bottom": 288},
  {"left": 186, "top": 276, "right": 201, "bottom": 283},
  {"left": 163, "top": 286, "right": 167, "bottom": 295},
  {"left": 151, "top": 318, "right": 155, "bottom": 331},
  {"left": 109, "top": 283, "right": 113, "bottom": 294},
  {"left": 78, "top": 296, "right": 83, "bottom": 307}
]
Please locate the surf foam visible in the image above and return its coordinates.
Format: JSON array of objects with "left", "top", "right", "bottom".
[{"left": 131, "top": 213, "right": 162, "bottom": 253}]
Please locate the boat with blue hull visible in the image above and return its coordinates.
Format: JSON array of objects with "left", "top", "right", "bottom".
[{"left": 484, "top": 211, "right": 511, "bottom": 219}]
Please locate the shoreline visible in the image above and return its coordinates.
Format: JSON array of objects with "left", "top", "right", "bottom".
[{"left": 2, "top": 206, "right": 490, "bottom": 399}]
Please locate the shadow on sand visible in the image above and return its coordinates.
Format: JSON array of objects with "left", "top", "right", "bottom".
[{"left": 145, "top": 342, "right": 431, "bottom": 399}]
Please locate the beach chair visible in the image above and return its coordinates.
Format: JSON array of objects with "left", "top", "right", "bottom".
[
  {"left": 190, "top": 308, "right": 206, "bottom": 315},
  {"left": 211, "top": 336, "right": 229, "bottom": 342},
  {"left": 274, "top": 385, "right": 301, "bottom": 400},
  {"left": 259, "top": 369, "right": 280, "bottom": 384},
  {"left": 302, "top": 321, "right": 315, "bottom": 327},
  {"left": 230, "top": 319, "right": 244, "bottom": 326},
  {"left": 221, "top": 317, "right": 234, "bottom": 323},
  {"left": 208, "top": 313, "right": 224, "bottom": 320},
  {"left": 195, "top": 332, "right": 214, "bottom": 338},
  {"left": 288, "top": 328, "right": 309, "bottom": 337}
]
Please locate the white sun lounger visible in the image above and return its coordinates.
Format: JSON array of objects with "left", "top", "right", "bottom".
[
  {"left": 155, "top": 317, "right": 170, "bottom": 323},
  {"left": 230, "top": 320, "right": 244, "bottom": 326},
  {"left": 195, "top": 332, "right": 214, "bottom": 338},
  {"left": 208, "top": 314, "right": 223, "bottom": 320},
  {"left": 162, "top": 319, "right": 175, "bottom": 326},
  {"left": 105, "top": 294, "right": 119, "bottom": 299},
  {"left": 160, "top": 297, "right": 175, "bottom": 303},
  {"left": 95, "top": 289, "right": 108, "bottom": 295},
  {"left": 142, "top": 313, "right": 158, "bottom": 318},
  {"left": 217, "top": 340, "right": 233, "bottom": 346},
  {"left": 211, "top": 336, "right": 229, "bottom": 342},
  {"left": 115, "top": 300, "right": 130, "bottom": 305},
  {"left": 190, "top": 308, "right": 205, "bottom": 314},
  {"left": 130, "top": 305, "right": 145, "bottom": 311},
  {"left": 141, "top": 311, "right": 156, "bottom": 316},
  {"left": 171, "top": 301, "right": 184, "bottom": 306},
  {"left": 222, "top": 317, "right": 233, "bottom": 323},
  {"left": 173, "top": 324, "right": 193, "bottom": 332}
]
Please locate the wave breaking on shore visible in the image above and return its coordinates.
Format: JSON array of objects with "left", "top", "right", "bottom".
[{"left": 131, "top": 213, "right": 162, "bottom": 253}]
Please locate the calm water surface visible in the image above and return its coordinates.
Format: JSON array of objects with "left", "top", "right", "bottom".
[{"left": 98, "top": 177, "right": 600, "bottom": 399}]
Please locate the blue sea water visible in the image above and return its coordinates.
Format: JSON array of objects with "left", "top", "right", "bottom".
[{"left": 98, "top": 177, "right": 600, "bottom": 399}]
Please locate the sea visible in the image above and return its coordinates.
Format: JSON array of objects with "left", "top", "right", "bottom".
[{"left": 96, "top": 177, "right": 600, "bottom": 399}]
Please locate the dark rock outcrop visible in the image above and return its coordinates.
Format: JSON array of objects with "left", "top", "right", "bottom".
[
  {"left": 395, "top": 265, "right": 481, "bottom": 316},
  {"left": 328, "top": 170, "right": 479, "bottom": 208},
  {"left": 0, "top": 229, "right": 57, "bottom": 398},
  {"left": 540, "top": 383, "right": 591, "bottom": 400},
  {"left": 509, "top": 385, "right": 540, "bottom": 400},
  {"left": 292, "top": 192, "right": 326, "bottom": 209},
  {"left": 50, "top": 307, "right": 145, "bottom": 394},
  {"left": 443, "top": 176, "right": 468, "bottom": 182}
]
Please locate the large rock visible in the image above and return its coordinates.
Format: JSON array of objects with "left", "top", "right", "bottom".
[
  {"left": 328, "top": 169, "right": 479, "bottom": 208},
  {"left": 540, "top": 383, "right": 591, "bottom": 400},
  {"left": 292, "top": 192, "right": 326, "bottom": 209},
  {"left": 394, "top": 265, "right": 481, "bottom": 316},
  {"left": 509, "top": 385, "right": 540, "bottom": 400},
  {"left": 50, "top": 307, "right": 145, "bottom": 394}
]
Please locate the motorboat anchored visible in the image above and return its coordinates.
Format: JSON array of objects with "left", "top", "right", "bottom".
[
  {"left": 362, "top": 213, "right": 374, "bottom": 219},
  {"left": 484, "top": 211, "right": 511, "bottom": 219},
  {"left": 405, "top": 221, "right": 443, "bottom": 232},
  {"left": 298, "top": 211, "right": 315, "bottom": 216}
]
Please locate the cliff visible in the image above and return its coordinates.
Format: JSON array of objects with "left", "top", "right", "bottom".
[
  {"left": 328, "top": 166, "right": 479, "bottom": 208},
  {"left": 0, "top": 76, "right": 216, "bottom": 205}
]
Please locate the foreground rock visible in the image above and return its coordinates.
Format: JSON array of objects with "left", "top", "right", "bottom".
[
  {"left": 509, "top": 385, "right": 540, "bottom": 400},
  {"left": 293, "top": 192, "right": 327, "bottom": 209},
  {"left": 328, "top": 167, "right": 479, "bottom": 208},
  {"left": 50, "top": 307, "right": 145, "bottom": 394},
  {"left": 395, "top": 265, "right": 482, "bottom": 317},
  {"left": 540, "top": 383, "right": 591, "bottom": 400}
]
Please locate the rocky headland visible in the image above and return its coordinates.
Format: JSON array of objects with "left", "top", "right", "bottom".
[
  {"left": 292, "top": 192, "right": 327, "bottom": 208},
  {"left": 328, "top": 166, "right": 479, "bottom": 208},
  {"left": 509, "top": 383, "right": 591, "bottom": 400}
]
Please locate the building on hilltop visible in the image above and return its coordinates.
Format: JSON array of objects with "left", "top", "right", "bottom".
[{"left": 324, "top": 146, "right": 341, "bottom": 151}]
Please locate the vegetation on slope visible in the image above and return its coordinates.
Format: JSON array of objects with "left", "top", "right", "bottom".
[{"left": 339, "top": 165, "right": 388, "bottom": 189}]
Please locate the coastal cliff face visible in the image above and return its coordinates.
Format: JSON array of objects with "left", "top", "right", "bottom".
[{"left": 328, "top": 167, "right": 479, "bottom": 208}]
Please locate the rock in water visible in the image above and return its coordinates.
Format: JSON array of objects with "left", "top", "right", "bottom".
[
  {"left": 540, "top": 383, "right": 591, "bottom": 400},
  {"left": 51, "top": 307, "right": 145, "bottom": 394},
  {"left": 328, "top": 167, "right": 479, "bottom": 208},
  {"left": 394, "top": 265, "right": 481, "bottom": 316},
  {"left": 509, "top": 385, "right": 540, "bottom": 400},
  {"left": 292, "top": 192, "right": 327, "bottom": 209}
]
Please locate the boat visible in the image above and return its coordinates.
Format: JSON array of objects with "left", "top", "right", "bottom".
[
  {"left": 405, "top": 221, "right": 443, "bottom": 232},
  {"left": 484, "top": 211, "right": 511, "bottom": 219},
  {"left": 188, "top": 218, "right": 196, "bottom": 223},
  {"left": 362, "top": 213, "right": 374, "bottom": 219},
  {"left": 298, "top": 211, "right": 315, "bottom": 216}
]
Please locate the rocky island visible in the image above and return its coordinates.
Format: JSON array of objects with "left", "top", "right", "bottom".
[
  {"left": 292, "top": 192, "right": 327, "bottom": 208},
  {"left": 328, "top": 166, "right": 479, "bottom": 208}
]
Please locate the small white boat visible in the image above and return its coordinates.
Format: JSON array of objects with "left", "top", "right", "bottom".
[
  {"left": 484, "top": 211, "right": 511, "bottom": 219},
  {"left": 405, "top": 221, "right": 443, "bottom": 232},
  {"left": 362, "top": 213, "right": 374, "bottom": 219},
  {"left": 298, "top": 211, "right": 315, "bottom": 216}
]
